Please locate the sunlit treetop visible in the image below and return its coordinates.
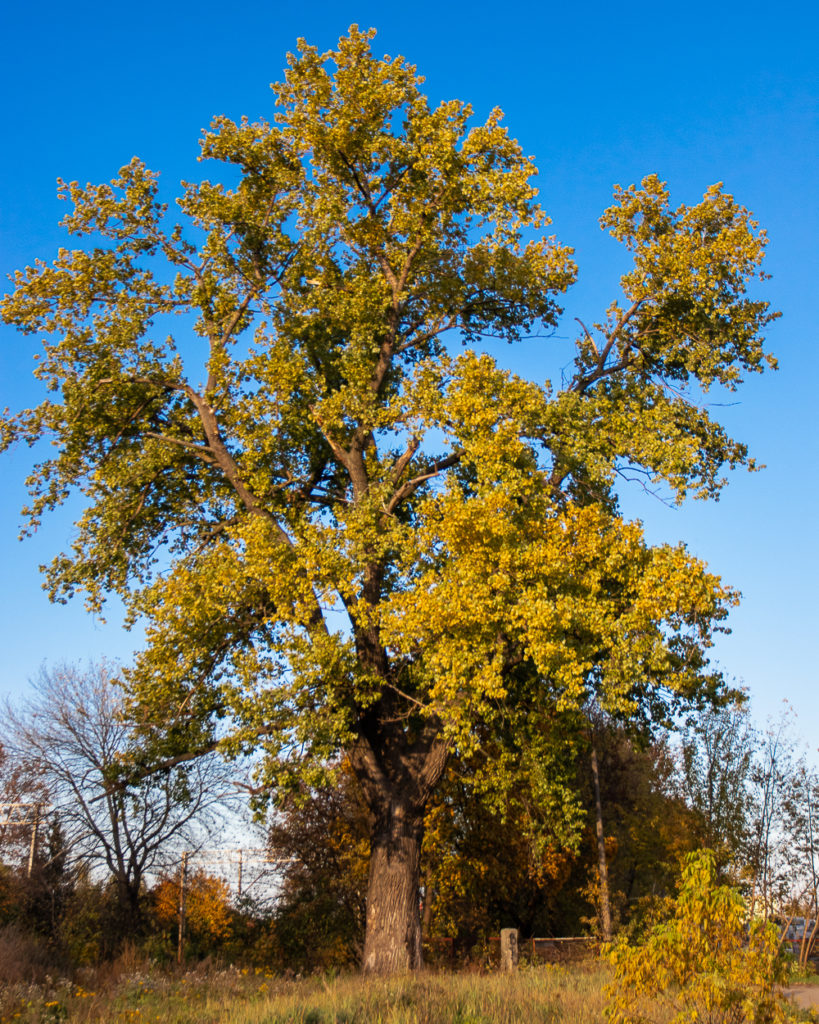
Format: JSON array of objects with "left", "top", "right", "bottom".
[{"left": 1, "top": 25, "right": 776, "bottom": 828}]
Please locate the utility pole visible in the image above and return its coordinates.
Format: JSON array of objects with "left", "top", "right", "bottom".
[
  {"left": 27, "top": 803, "right": 41, "bottom": 877},
  {"left": 177, "top": 851, "right": 189, "bottom": 965},
  {"left": 237, "top": 848, "right": 243, "bottom": 898}
]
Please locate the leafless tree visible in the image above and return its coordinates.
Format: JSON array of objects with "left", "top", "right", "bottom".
[
  {"left": 677, "top": 700, "right": 819, "bottom": 930},
  {"left": 5, "top": 661, "right": 243, "bottom": 936},
  {"left": 677, "top": 700, "right": 757, "bottom": 877}
]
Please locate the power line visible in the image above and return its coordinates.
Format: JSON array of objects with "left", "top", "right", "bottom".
[{"left": 0, "top": 801, "right": 51, "bottom": 827}]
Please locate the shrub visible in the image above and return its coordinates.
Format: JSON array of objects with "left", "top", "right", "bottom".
[{"left": 605, "top": 849, "right": 796, "bottom": 1024}]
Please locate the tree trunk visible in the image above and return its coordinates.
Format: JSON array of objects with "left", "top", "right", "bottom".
[
  {"left": 348, "top": 680, "right": 447, "bottom": 974},
  {"left": 109, "top": 873, "right": 144, "bottom": 950},
  {"left": 362, "top": 794, "right": 425, "bottom": 973},
  {"left": 421, "top": 881, "right": 434, "bottom": 939},
  {"left": 590, "top": 736, "right": 613, "bottom": 942}
]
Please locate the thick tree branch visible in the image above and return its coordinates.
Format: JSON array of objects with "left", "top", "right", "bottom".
[
  {"left": 384, "top": 451, "right": 462, "bottom": 517},
  {"left": 390, "top": 436, "right": 422, "bottom": 486}
]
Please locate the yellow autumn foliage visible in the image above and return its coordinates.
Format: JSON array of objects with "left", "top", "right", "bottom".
[
  {"left": 605, "top": 850, "right": 796, "bottom": 1024},
  {"left": 1, "top": 24, "right": 778, "bottom": 970}
]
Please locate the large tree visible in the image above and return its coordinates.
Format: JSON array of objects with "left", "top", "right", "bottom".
[{"left": 1, "top": 28, "right": 776, "bottom": 971}]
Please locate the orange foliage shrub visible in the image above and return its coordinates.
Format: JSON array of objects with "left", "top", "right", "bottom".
[{"left": 153, "top": 868, "right": 233, "bottom": 944}]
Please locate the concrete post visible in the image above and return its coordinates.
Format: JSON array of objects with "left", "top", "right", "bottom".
[{"left": 500, "top": 927, "right": 519, "bottom": 971}]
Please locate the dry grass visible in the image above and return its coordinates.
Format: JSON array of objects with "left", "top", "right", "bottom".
[
  {"left": 0, "top": 961, "right": 612, "bottom": 1024},
  {"left": 0, "top": 926, "right": 56, "bottom": 986}
]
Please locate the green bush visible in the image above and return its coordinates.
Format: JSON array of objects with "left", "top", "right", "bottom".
[{"left": 605, "top": 849, "right": 795, "bottom": 1024}]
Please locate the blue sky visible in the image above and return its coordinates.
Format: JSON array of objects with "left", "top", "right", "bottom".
[{"left": 1, "top": 0, "right": 816, "bottom": 739}]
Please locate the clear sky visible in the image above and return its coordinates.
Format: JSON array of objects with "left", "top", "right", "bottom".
[{"left": 0, "top": 0, "right": 816, "bottom": 740}]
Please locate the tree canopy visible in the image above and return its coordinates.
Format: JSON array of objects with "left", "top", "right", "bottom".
[{"left": 1, "top": 27, "right": 777, "bottom": 971}]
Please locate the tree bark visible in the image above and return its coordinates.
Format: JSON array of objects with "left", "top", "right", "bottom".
[
  {"left": 361, "top": 793, "right": 424, "bottom": 973},
  {"left": 348, "top": 669, "right": 447, "bottom": 974}
]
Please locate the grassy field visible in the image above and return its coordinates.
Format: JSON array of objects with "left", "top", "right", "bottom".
[
  {"left": 6, "top": 959, "right": 818, "bottom": 1024},
  {"left": 0, "top": 961, "right": 614, "bottom": 1024}
]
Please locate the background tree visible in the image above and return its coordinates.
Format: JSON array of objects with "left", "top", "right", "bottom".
[
  {"left": 745, "top": 709, "right": 808, "bottom": 920},
  {"left": 675, "top": 700, "right": 819, "bottom": 936},
  {"left": 0, "top": 744, "right": 66, "bottom": 958},
  {"left": 5, "top": 662, "right": 240, "bottom": 944},
  {"left": 1, "top": 27, "right": 776, "bottom": 971},
  {"left": 677, "top": 700, "right": 756, "bottom": 877},
  {"left": 581, "top": 724, "right": 697, "bottom": 938},
  {"left": 0, "top": 811, "right": 76, "bottom": 957},
  {"left": 153, "top": 867, "right": 234, "bottom": 960},
  {"left": 267, "top": 762, "right": 370, "bottom": 971},
  {"left": 420, "top": 704, "right": 587, "bottom": 952}
]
